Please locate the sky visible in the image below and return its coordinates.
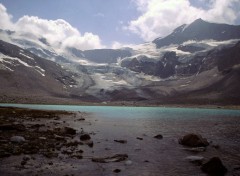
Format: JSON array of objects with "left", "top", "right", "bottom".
[{"left": 0, "top": 0, "right": 240, "bottom": 50}]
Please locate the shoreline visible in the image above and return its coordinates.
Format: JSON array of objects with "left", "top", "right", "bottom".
[
  {"left": 1, "top": 101, "right": 240, "bottom": 110},
  {"left": 0, "top": 107, "right": 240, "bottom": 175}
]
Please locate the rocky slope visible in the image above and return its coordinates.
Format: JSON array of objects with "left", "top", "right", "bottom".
[{"left": 0, "top": 19, "right": 240, "bottom": 105}]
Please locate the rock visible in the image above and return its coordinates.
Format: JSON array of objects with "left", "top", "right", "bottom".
[
  {"left": 39, "top": 137, "right": 47, "bottom": 140},
  {"left": 201, "top": 157, "right": 227, "bottom": 176},
  {"left": 10, "top": 136, "right": 26, "bottom": 143},
  {"left": 113, "top": 169, "right": 121, "bottom": 173},
  {"left": 136, "top": 137, "right": 143, "bottom": 140},
  {"left": 62, "top": 149, "right": 73, "bottom": 155},
  {"left": 77, "top": 118, "right": 85, "bottom": 121},
  {"left": 125, "top": 160, "right": 133, "bottom": 165},
  {"left": 92, "top": 154, "right": 128, "bottom": 163},
  {"left": 154, "top": 134, "right": 163, "bottom": 139},
  {"left": 114, "top": 139, "right": 127, "bottom": 144},
  {"left": 64, "top": 127, "right": 76, "bottom": 135},
  {"left": 71, "top": 154, "right": 83, "bottom": 159},
  {"left": 23, "top": 155, "right": 31, "bottom": 161},
  {"left": 80, "top": 134, "right": 91, "bottom": 141},
  {"left": 179, "top": 133, "right": 209, "bottom": 147},
  {"left": 65, "top": 141, "right": 83, "bottom": 147},
  {"left": 185, "top": 156, "right": 204, "bottom": 165},
  {"left": 85, "top": 140, "right": 94, "bottom": 148},
  {"left": 0, "top": 151, "right": 11, "bottom": 158},
  {"left": 0, "top": 124, "right": 26, "bottom": 131},
  {"left": 21, "top": 160, "right": 27, "bottom": 166}
]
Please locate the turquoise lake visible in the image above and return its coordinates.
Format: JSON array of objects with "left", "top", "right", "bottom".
[{"left": 1, "top": 103, "right": 240, "bottom": 119}]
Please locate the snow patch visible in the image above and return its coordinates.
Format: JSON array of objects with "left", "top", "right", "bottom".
[{"left": 19, "top": 53, "right": 34, "bottom": 60}]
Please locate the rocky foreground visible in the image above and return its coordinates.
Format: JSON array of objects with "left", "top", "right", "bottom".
[{"left": 0, "top": 107, "right": 240, "bottom": 176}]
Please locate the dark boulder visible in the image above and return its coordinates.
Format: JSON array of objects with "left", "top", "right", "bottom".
[
  {"left": 179, "top": 133, "right": 209, "bottom": 147},
  {"left": 154, "top": 134, "right": 163, "bottom": 139},
  {"left": 64, "top": 127, "right": 76, "bottom": 135},
  {"left": 80, "top": 134, "right": 91, "bottom": 141},
  {"left": 201, "top": 157, "right": 227, "bottom": 176}
]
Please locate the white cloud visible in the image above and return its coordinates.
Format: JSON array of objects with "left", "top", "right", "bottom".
[
  {"left": 0, "top": 3, "right": 104, "bottom": 50},
  {"left": 0, "top": 4, "right": 14, "bottom": 30},
  {"left": 126, "top": 0, "right": 240, "bottom": 41}
]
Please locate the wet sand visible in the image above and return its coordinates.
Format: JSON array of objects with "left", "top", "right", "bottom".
[{"left": 0, "top": 107, "right": 240, "bottom": 176}]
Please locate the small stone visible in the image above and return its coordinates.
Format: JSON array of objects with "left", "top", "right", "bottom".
[
  {"left": 10, "top": 136, "right": 26, "bottom": 143},
  {"left": 86, "top": 140, "right": 94, "bottom": 148},
  {"left": 136, "top": 137, "right": 143, "bottom": 140},
  {"left": 23, "top": 155, "right": 31, "bottom": 161},
  {"left": 39, "top": 137, "right": 47, "bottom": 140},
  {"left": 154, "top": 134, "right": 163, "bottom": 139},
  {"left": 113, "top": 169, "right": 121, "bottom": 173},
  {"left": 114, "top": 140, "right": 127, "bottom": 144},
  {"left": 201, "top": 157, "right": 227, "bottom": 176},
  {"left": 77, "top": 118, "right": 85, "bottom": 121},
  {"left": 21, "top": 160, "right": 27, "bottom": 166},
  {"left": 80, "top": 134, "right": 91, "bottom": 141},
  {"left": 125, "top": 160, "right": 132, "bottom": 165},
  {"left": 64, "top": 127, "right": 76, "bottom": 135}
]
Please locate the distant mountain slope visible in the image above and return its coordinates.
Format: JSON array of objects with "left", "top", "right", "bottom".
[
  {"left": 68, "top": 48, "right": 132, "bottom": 64},
  {"left": 1, "top": 18, "right": 240, "bottom": 105},
  {"left": 0, "top": 40, "right": 78, "bottom": 100},
  {"left": 153, "top": 18, "right": 240, "bottom": 48}
]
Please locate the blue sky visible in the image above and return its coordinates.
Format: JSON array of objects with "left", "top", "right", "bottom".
[{"left": 0, "top": 0, "right": 240, "bottom": 50}]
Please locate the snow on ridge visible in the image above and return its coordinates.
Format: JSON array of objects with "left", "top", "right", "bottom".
[
  {"left": 19, "top": 52, "right": 34, "bottom": 60},
  {"left": 0, "top": 53, "right": 32, "bottom": 67},
  {"left": 181, "top": 24, "right": 190, "bottom": 32},
  {"left": 0, "top": 53, "right": 46, "bottom": 76},
  {"left": 34, "top": 66, "right": 46, "bottom": 77}
]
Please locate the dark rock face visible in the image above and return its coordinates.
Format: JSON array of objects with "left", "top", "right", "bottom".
[
  {"left": 217, "top": 41, "right": 240, "bottom": 72},
  {"left": 201, "top": 157, "right": 228, "bottom": 176},
  {"left": 179, "top": 133, "right": 209, "bottom": 147},
  {"left": 69, "top": 47, "right": 132, "bottom": 64},
  {"left": 153, "top": 18, "right": 240, "bottom": 48},
  {"left": 121, "top": 52, "right": 179, "bottom": 78}
]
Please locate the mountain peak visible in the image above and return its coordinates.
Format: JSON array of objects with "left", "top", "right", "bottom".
[{"left": 153, "top": 19, "right": 240, "bottom": 48}]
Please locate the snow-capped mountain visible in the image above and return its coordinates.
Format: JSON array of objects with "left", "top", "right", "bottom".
[
  {"left": 153, "top": 18, "right": 240, "bottom": 48},
  {"left": 0, "top": 19, "right": 240, "bottom": 105}
]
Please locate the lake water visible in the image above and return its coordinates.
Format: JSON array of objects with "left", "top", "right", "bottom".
[
  {"left": 1, "top": 103, "right": 240, "bottom": 175},
  {"left": 1, "top": 103, "right": 240, "bottom": 119}
]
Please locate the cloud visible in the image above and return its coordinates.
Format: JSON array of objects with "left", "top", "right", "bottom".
[
  {"left": 0, "top": 4, "right": 14, "bottom": 30},
  {"left": 126, "top": 0, "right": 240, "bottom": 41},
  {"left": 0, "top": 3, "right": 104, "bottom": 50}
]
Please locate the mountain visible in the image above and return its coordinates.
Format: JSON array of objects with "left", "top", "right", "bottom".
[
  {"left": 153, "top": 18, "right": 240, "bottom": 48},
  {"left": 0, "top": 19, "right": 240, "bottom": 105},
  {"left": 0, "top": 40, "right": 83, "bottom": 103},
  {"left": 68, "top": 48, "right": 132, "bottom": 64}
]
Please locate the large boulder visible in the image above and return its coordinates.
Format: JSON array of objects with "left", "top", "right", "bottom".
[
  {"left": 201, "top": 157, "right": 227, "bottom": 176},
  {"left": 179, "top": 133, "right": 209, "bottom": 147}
]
